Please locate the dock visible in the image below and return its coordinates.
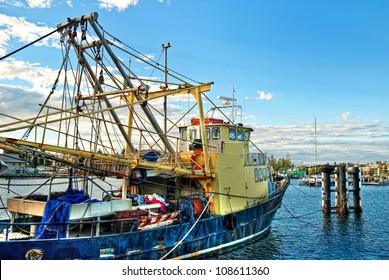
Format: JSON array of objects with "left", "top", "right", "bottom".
[{"left": 321, "top": 165, "right": 362, "bottom": 215}]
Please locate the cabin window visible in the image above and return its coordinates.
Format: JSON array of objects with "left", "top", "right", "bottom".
[
  {"left": 182, "top": 128, "right": 187, "bottom": 140},
  {"left": 205, "top": 128, "right": 210, "bottom": 140},
  {"left": 254, "top": 168, "right": 259, "bottom": 182},
  {"left": 237, "top": 130, "right": 244, "bottom": 141},
  {"left": 263, "top": 168, "right": 268, "bottom": 181},
  {"left": 245, "top": 130, "right": 250, "bottom": 141},
  {"left": 189, "top": 129, "right": 197, "bottom": 141},
  {"left": 259, "top": 168, "right": 263, "bottom": 182},
  {"left": 212, "top": 127, "right": 220, "bottom": 139},
  {"left": 229, "top": 128, "right": 236, "bottom": 140}
]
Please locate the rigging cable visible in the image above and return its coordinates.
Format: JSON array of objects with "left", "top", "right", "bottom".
[
  {"left": 94, "top": 20, "right": 201, "bottom": 85},
  {"left": 0, "top": 28, "right": 60, "bottom": 61},
  {"left": 22, "top": 41, "right": 71, "bottom": 140}
]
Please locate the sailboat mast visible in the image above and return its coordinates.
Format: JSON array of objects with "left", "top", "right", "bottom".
[{"left": 314, "top": 117, "right": 317, "bottom": 174}]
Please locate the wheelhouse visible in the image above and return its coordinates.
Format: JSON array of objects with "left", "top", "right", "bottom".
[{"left": 179, "top": 118, "right": 252, "bottom": 154}]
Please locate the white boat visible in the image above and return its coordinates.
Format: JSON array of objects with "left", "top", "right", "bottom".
[{"left": 298, "top": 174, "right": 322, "bottom": 186}]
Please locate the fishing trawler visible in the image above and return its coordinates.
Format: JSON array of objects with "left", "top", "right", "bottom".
[{"left": 0, "top": 12, "right": 289, "bottom": 260}]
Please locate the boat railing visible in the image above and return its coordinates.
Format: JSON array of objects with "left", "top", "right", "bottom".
[{"left": 0, "top": 216, "right": 140, "bottom": 242}]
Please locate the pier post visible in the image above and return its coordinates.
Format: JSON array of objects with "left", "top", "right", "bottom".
[
  {"left": 350, "top": 166, "right": 362, "bottom": 213},
  {"left": 321, "top": 166, "right": 334, "bottom": 214},
  {"left": 321, "top": 165, "right": 362, "bottom": 216},
  {"left": 336, "top": 164, "right": 349, "bottom": 215}
]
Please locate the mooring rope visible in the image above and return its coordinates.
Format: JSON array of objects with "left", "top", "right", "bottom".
[
  {"left": 285, "top": 180, "right": 320, "bottom": 199},
  {"left": 278, "top": 202, "right": 321, "bottom": 225},
  {"left": 159, "top": 192, "right": 214, "bottom": 260}
]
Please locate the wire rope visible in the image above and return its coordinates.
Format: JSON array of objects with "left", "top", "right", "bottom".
[
  {"left": 0, "top": 28, "right": 60, "bottom": 61},
  {"left": 95, "top": 20, "right": 201, "bottom": 85}
]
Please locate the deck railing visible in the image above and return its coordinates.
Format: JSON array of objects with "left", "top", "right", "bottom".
[{"left": 0, "top": 216, "right": 140, "bottom": 242}]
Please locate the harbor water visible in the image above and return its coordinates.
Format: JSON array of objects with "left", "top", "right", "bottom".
[
  {"left": 1, "top": 178, "right": 388, "bottom": 260},
  {"left": 214, "top": 179, "right": 389, "bottom": 260}
]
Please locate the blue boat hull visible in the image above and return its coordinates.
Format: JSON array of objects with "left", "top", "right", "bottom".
[{"left": 0, "top": 188, "right": 286, "bottom": 260}]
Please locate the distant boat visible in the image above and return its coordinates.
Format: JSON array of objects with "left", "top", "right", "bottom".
[
  {"left": 298, "top": 174, "right": 322, "bottom": 186},
  {"left": 298, "top": 118, "right": 321, "bottom": 187},
  {"left": 0, "top": 12, "right": 289, "bottom": 260},
  {"left": 363, "top": 177, "right": 389, "bottom": 186}
]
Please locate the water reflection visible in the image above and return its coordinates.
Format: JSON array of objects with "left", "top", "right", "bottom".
[
  {"left": 209, "top": 229, "right": 283, "bottom": 260},
  {"left": 320, "top": 211, "right": 368, "bottom": 259}
]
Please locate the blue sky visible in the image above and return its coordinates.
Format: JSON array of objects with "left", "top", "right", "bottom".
[{"left": 0, "top": 0, "right": 388, "bottom": 165}]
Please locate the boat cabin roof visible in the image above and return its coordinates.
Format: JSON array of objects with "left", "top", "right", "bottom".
[{"left": 184, "top": 118, "right": 253, "bottom": 131}]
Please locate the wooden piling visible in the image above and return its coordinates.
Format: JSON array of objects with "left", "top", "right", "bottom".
[
  {"left": 349, "top": 166, "right": 362, "bottom": 213},
  {"left": 321, "top": 166, "right": 334, "bottom": 214},
  {"left": 320, "top": 164, "right": 362, "bottom": 215},
  {"left": 336, "top": 164, "right": 349, "bottom": 215}
]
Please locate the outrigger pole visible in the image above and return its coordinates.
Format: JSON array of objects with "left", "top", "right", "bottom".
[
  {"left": 57, "top": 13, "right": 136, "bottom": 153},
  {"left": 87, "top": 13, "right": 176, "bottom": 155},
  {"left": 0, "top": 137, "right": 211, "bottom": 178},
  {"left": 57, "top": 12, "right": 177, "bottom": 155},
  {"left": 56, "top": 13, "right": 214, "bottom": 162}
]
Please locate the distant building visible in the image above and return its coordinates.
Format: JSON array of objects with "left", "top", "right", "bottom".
[
  {"left": 361, "top": 166, "right": 371, "bottom": 177},
  {"left": 0, "top": 153, "right": 28, "bottom": 175},
  {"left": 361, "top": 163, "right": 386, "bottom": 178},
  {"left": 371, "top": 164, "right": 383, "bottom": 176}
]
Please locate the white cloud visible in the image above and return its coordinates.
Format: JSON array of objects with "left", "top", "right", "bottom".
[
  {"left": 98, "top": 0, "right": 139, "bottom": 12},
  {"left": 0, "top": 1, "right": 25, "bottom": 7},
  {"left": 157, "top": 0, "right": 173, "bottom": 4},
  {"left": 342, "top": 112, "right": 351, "bottom": 120},
  {"left": 0, "top": 13, "right": 60, "bottom": 56},
  {"left": 136, "top": 53, "right": 155, "bottom": 63},
  {"left": 0, "top": 84, "right": 44, "bottom": 118},
  {"left": 247, "top": 120, "right": 389, "bottom": 165},
  {"left": 0, "top": 59, "right": 58, "bottom": 93},
  {"left": 26, "top": 0, "right": 52, "bottom": 8},
  {"left": 66, "top": 0, "right": 73, "bottom": 8},
  {"left": 256, "top": 90, "right": 273, "bottom": 101}
]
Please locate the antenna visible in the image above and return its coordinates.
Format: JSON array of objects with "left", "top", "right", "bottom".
[
  {"left": 162, "top": 42, "right": 171, "bottom": 152},
  {"left": 231, "top": 84, "right": 235, "bottom": 122},
  {"left": 216, "top": 88, "right": 242, "bottom": 123}
]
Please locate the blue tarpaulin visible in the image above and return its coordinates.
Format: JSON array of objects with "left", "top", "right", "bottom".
[
  {"left": 36, "top": 189, "right": 100, "bottom": 239},
  {"left": 36, "top": 200, "right": 71, "bottom": 239},
  {"left": 58, "top": 189, "right": 100, "bottom": 204}
]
